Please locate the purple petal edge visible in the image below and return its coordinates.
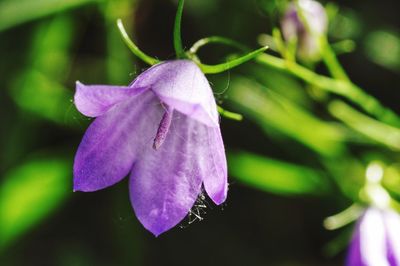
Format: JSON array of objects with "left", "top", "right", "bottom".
[
  {"left": 74, "top": 81, "right": 146, "bottom": 117},
  {"left": 74, "top": 91, "right": 163, "bottom": 192},
  {"left": 198, "top": 124, "right": 228, "bottom": 205}
]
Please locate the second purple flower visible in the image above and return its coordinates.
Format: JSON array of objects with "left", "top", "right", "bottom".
[{"left": 347, "top": 207, "right": 400, "bottom": 265}]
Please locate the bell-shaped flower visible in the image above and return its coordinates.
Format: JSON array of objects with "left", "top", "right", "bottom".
[
  {"left": 73, "top": 60, "right": 228, "bottom": 236},
  {"left": 281, "top": 0, "right": 328, "bottom": 61},
  {"left": 346, "top": 207, "right": 400, "bottom": 265}
]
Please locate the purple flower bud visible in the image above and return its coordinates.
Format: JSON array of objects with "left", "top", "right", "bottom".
[
  {"left": 73, "top": 60, "right": 228, "bottom": 236},
  {"left": 281, "top": 0, "right": 328, "bottom": 61},
  {"left": 346, "top": 207, "right": 400, "bottom": 265}
]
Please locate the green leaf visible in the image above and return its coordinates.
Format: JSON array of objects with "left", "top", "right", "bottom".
[
  {"left": 328, "top": 100, "right": 400, "bottom": 151},
  {"left": 10, "top": 16, "right": 82, "bottom": 126},
  {"left": 227, "top": 76, "right": 346, "bottom": 157},
  {"left": 0, "top": 0, "right": 99, "bottom": 32},
  {"left": 228, "top": 151, "right": 331, "bottom": 196},
  {"left": 11, "top": 69, "right": 80, "bottom": 125},
  {"left": 0, "top": 155, "right": 71, "bottom": 249},
  {"left": 103, "top": 0, "right": 138, "bottom": 84}
]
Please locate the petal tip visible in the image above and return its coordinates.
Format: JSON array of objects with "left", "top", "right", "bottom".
[
  {"left": 72, "top": 178, "right": 90, "bottom": 192},
  {"left": 203, "top": 169, "right": 228, "bottom": 205},
  {"left": 210, "top": 186, "right": 228, "bottom": 205},
  {"left": 144, "top": 223, "right": 172, "bottom": 237}
]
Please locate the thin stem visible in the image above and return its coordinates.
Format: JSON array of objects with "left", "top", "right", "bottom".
[
  {"left": 116, "top": 19, "right": 160, "bottom": 65},
  {"left": 323, "top": 204, "right": 364, "bottom": 230},
  {"left": 200, "top": 46, "right": 268, "bottom": 74},
  {"left": 255, "top": 53, "right": 400, "bottom": 127},
  {"left": 218, "top": 106, "right": 243, "bottom": 121},
  {"left": 173, "top": 0, "right": 186, "bottom": 58},
  {"left": 272, "top": 28, "right": 287, "bottom": 58},
  {"left": 188, "top": 36, "right": 267, "bottom": 74},
  {"left": 320, "top": 37, "right": 350, "bottom": 81},
  {"left": 189, "top": 36, "right": 247, "bottom": 55}
]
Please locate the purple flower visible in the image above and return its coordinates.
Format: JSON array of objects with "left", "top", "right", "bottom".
[
  {"left": 281, "top": 0, "right": 327, "bottom": 61},
  {"left": 73, "top": 60, "right": 228, "bottom": 236},
  {"left": 346, "top": 207, "right": 400, "bottom": 265}
]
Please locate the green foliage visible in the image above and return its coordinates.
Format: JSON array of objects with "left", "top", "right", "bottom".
[
  {"left": 0, "top": 0, "right": 99, "bottom": 31},
  {"left": 364, "top": 30, "right": 400, "bottom": 72},
  {"left": 228, "top": 76, "right": 346, "bottom": 157},
  {"left": 228, "top": 151, "right": 331, "bottom": 196},
  {"left": 10, "top": 16, "right": 81, "bottom": 126},
  {"left": 0, "top": 155, "right": 71, "bottom": 249}
]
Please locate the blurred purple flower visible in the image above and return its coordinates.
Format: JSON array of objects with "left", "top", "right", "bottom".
[
  {"left": 281, "top": 0, "right": 327, "bottom": 61},
  {"left": 347, "top": 207, "right": 400, "bottom": 265},
  {"left": 73, "top": 60, "right": 228, "bottom": 236}
]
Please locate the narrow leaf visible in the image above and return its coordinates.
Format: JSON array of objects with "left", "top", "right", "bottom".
[
  {"left": 228, "top": 151, "right": 331, "bottom": 196},
  {"left": 0, "top": 155, "right": 71, "bottom": 249},
  {"left": 0, "top": 0, "right": 98, "bottom": 31}
]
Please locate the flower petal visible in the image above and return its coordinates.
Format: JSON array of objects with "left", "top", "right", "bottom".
[
  {"left": 383, "top": 210, "right": 400, "bottom": 264},
  {"left": 132, "top": 60, "right": 219, "bottom": 127},
  {"left": 347, "top": 208, "right": 389, "bottom": 266},
  {"left": 129, "top": 112, "right": 204, "bottom": 236},
  {"left": 74, "top": 81, "right": 146, "bottom": 117},
  {"left": 197, "top": 124, "right": 228, "bottom": 205},
  {"left": 74, "top": 91, "right": 163, "bottom": 192}
]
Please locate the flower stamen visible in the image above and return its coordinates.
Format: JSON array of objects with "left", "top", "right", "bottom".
[{"left": 153, "top": 106, "right": 174, "bottom": 150}]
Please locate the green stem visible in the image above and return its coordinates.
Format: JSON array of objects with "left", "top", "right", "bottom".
[
  {"left": 320, "top": 37, "right": 350, "bottom": 81},
  {"left": 116, "top": 19, "right": 159, "bottom": 65},
  {"left": 256, "top": 53, "right": 400, "bottom": 127},
  {"left": 323, "top": 204, "right": 364, "bottom": 230},
  {"left": 189, "top": 36, "right": 247, "bottom": 55},
  {"left": 173, "top": 0, "right": 186, "bottom": 58},
  {"left": 328, "top": 100, "right": 400, "bottom": 150},
  {"left": 218, "top": 106, "right": 243, "bottom": 121},
  {"left": 200, "top": 46, "right": 268, "bottom": 74}
]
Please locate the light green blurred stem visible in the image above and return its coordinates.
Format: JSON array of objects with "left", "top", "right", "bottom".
[
  {"left": 323, "top": 204, "right": 364, "bottom": 230},
  {"left": 256, "top": 53, "right": 400, "bottom": 127},
  {"left": 328, "top": 100, "right": 400, "bottom": 150},
  {"left": 228, "top": 76, "right": 346, "bottom": 157},
  {"left": 320, "top": 37, "right": 350, "bottom": 81},
  {"left": 217, "top": 106, "right": 243, "bottom": 121}
]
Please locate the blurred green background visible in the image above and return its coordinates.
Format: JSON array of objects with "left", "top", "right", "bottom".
[{"left": 0, "top": 0, "right": 399, "bottom": 265}]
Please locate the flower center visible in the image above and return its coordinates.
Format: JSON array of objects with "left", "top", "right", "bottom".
[{"left": 153, "top": 106, "right": 174, "bottom": 150}]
